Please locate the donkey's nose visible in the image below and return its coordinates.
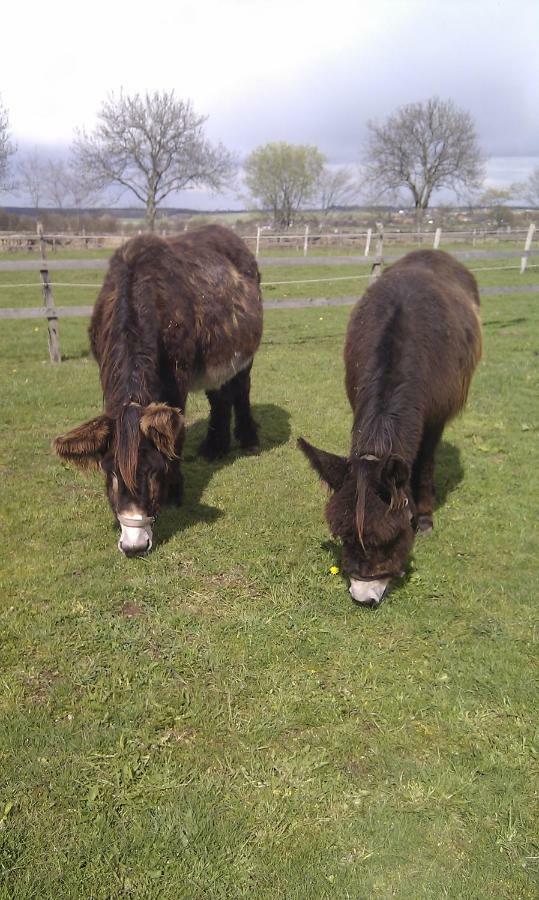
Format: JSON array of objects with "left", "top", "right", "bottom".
[
  {"left": 349, "top": 578, "right": 389, "bottom": 607},
  {"left": 119, "top": 539, "right": 150, "bottom": 557}
]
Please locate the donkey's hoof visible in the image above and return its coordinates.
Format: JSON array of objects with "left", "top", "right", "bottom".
[
  {"left": 241, "top": 443, "right": 261, "bottom": 456},
  {"left": 417, "top": 515, "right": 434, "bottom": 534},
  {"left": 198, "top": 439, "right": 229, "bottom": 461},
  {"left": 167, "top": 485, "right": 183, "bottom": 506}
]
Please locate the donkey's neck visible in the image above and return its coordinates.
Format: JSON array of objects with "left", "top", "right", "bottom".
[
  {"left": 351, "top": 305, "right": 424, "bottom": 462},
  {"left": 101, "top": 325, "right": 161, "bottom": 417}
]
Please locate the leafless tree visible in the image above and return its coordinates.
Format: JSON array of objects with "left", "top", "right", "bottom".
[
  {"left": 44, "top": 159, "right": 74, "bottom": 209},
  {"left": 72, "top": 90, "right": 234, "bottom": 230},
  {"left": 362, "top": 97, "right": 485, "bottom": 210},
  {"left": 17, "top": 151, "right": 48, "bottom": 209},
  {"left": 511, "top": 167, "right": 539, "bottom": 207},
  {"left": 17, "top": 152, "right": 101, "bottom": 211},
  {"left": 0, "top": 95, "right": 16, "bottom": 193},
  {"left": 318, "top": 166, "right": 359, "bottom": 213}
]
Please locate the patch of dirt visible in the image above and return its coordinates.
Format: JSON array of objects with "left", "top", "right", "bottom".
[
  {"left": 120, "top": 601, "right": 144, "bottom": 618},
  {"left": 24, "top": 669, "right": 60, "bottom": 703}
]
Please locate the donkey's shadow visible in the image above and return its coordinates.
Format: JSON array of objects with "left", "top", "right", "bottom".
[
  {"left": 434, "top": 440, "right": 464, "bottom": 509},
  {"left": 156, "top": 403, "right": 291, "bottom": 545}
]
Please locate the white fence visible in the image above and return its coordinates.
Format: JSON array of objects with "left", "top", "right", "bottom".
[
  {"left": 0, "top": 225, "right": 536, "bottom": 258},
  {"left": 246, "top": 225, "right": 536, "bottom": 258}
]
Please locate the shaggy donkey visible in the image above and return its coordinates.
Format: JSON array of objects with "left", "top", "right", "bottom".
[
  {"left": 299, "top": 249, "right": 482, "bottom": 606},
  {"left": 55, "top": 225, "right": 263, "bottom": 555}
]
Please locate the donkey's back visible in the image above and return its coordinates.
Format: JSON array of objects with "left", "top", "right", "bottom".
[{"left": 345, "top": 249, "right": 482, "bottom": 422}]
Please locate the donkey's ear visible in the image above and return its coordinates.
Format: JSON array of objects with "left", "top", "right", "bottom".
[
  {"left": 140, "top": 403, "right": 184, "bottom": 458},
  {"left": 380, "top": 455, "right": 410, "bottom": 508},
  {"left": 54, "top": 415, "right": 113, "bottom": 469},
  {"left": 297, "top": 437, "right": 348, "bottom": 491}
]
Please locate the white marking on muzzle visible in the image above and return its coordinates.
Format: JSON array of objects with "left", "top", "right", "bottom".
[
  {"left": 349, "top": 577, "right": 390, "bottom": 606},
  {"left": 117, "top": 512, "right": 154, "bottom": 554}
]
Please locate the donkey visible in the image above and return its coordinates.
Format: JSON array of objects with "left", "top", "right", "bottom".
[
  {"left": 299, "top": 249, "right": 482, "bottom": 606},
  {"left": 54, "top": 225, "right": 263, "bottom": 556}
]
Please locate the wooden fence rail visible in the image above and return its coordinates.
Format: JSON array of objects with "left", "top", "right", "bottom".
[{"left": 1, "top": 224, "right": 537, "bottom": 362}]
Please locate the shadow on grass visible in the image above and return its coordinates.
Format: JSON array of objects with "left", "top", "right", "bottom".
[
  {"left": 434, "top": 440, "right": 464, "bottom": 509},
  {"left": 61, "top": 348, "right": 91, "bottom": 362},
  {"left": 156, "top": 403, "right": 291, "bottom": 546},
  {"left": 482, "top": 316, "right": 527, "bottom": 330}
]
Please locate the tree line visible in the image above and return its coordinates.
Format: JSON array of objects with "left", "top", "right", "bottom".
[{"left": 1, "top": 91, "right": 538, "bottom": 232}]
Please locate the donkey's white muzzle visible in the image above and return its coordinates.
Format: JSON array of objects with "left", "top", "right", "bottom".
[
  {"left": 117, "top": 513, "right": 154, "bottom": 555},
  {"left": 349, "top": 577, "right": 389, "bottom": 607}
]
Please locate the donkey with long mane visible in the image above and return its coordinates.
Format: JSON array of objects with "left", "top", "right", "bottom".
[
  {"left": 299, "top": 249, "right": 482, "bottom": 606},
  {"left": 55, "top": 225, "right": 263, "bottom": 555}
]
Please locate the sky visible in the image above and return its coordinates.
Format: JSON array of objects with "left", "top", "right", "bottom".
[{"left": 1, "top": 0, "right": 538, "bottom": 209}]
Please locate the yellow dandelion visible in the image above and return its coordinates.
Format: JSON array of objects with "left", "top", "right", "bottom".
[{"left": 329, "top": 565, "right": 340, "bottom": 575}]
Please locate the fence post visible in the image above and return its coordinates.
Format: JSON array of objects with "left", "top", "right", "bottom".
[
  {"left": 520, "top": 223, "right": 536, "bottom": 274},
  {"left": 370, "top": 224, "right": 384, "bottom": 283},
  {"left": 38, "top": 222, "right": 45, "bottom": 261},
  {"left": 303, "top": 225, "right": 309, "bottom": 257},
  {"left": 364, "top": 228, "right": 372, "bottom": 256},
  {"left": 37, "top": 224, "right": 61, "bottom": 364},
  {"left": 433, "top": 227, "right": 442, "bottom": 249},
  {"left": 255, "top": 226, "right": 261, "bottom": 259}
]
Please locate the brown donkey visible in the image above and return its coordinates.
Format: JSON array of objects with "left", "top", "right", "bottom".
[
  {"left": 299, "top": 249, "right": 481, "bottom": 606},
  {"left": 55, "top": 225, "right": 263, "bottom": 555}
]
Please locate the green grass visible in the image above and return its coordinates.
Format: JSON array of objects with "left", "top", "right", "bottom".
[{"left": 0, "top": 270, "right": 538, "bottom": 897}]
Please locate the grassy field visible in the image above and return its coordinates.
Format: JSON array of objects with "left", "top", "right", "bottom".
[{"left": 0, "top": 264, "right": 538, "bottom": 897}]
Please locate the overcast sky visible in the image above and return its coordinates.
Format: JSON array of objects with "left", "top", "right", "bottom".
[{"left": 2, "top": 0, "right": 538, "bottom": 208}]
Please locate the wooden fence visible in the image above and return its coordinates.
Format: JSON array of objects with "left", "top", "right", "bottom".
[{"left": 0, "top": 225, "right": 536, "bottom": 363}]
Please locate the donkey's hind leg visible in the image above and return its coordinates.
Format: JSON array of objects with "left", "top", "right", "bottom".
[
  {"left": 198, "top": 383, "right": 233, "bottom": 461},
  {"left": 231, "top": 363, "right": 259, "bottom": 453}
]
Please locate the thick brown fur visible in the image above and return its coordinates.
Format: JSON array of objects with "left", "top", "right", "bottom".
[
  {"left": 55, "top": 225, "right": 263, "bottom": 527},
  {"left": 299, "top": 249, "right": 482, "bottom": 583}
]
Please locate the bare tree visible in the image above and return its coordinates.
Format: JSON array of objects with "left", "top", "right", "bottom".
[
  {"left": 511, "top": 167, "right": 539, "bottom": 207},
  {"left": 72, "top": 90, "right": 234, "bottom": 230},
  {"left": 244, "top": 142, "right": 325, "bottom": 229},
  {"left": 362, "top": 97, "right": 485, "bottom": 210},
  {"left": 17, "top": 152, "right": 101, "bottom": 211},
  {"left": 0, "top": 95, "right": 16, "bottom": 193},
  {"left": 17, "top": 151, "right": 48, "bottom": 209},
  {"left": 318, "top": 166, "right": 359, "bottom": 213},
  {"left": 44, "top": 159, "right": 74, "bottom": 209}
]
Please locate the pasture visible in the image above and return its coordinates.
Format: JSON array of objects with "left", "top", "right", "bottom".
[{"left": 0, "top": 256, "right": 538, "bottom": 897}]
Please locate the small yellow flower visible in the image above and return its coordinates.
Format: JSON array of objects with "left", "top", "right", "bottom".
[{"left": 329, "top": 565, "right": 340, "bottom": 575}]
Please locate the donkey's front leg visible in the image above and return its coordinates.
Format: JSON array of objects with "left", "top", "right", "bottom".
[
  {"left": 231, "top": 364, "right": 259, "bottom": 453},
  {"left": 412, "top": 422, "right": 444, "bottom": 533},
  {"left": 198, "top": 384, "right": 233, "bottom": 460},
  {"left": 166, "top": 460, "right": 184, "bottom": 506}
]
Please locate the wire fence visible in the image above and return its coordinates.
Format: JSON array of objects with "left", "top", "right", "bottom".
[
  {"left": 1, "top": 223, "right": 537, "bottom": 362},
  {"left": 0, "top": 262, "right": 538, "bottom": 293}
]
